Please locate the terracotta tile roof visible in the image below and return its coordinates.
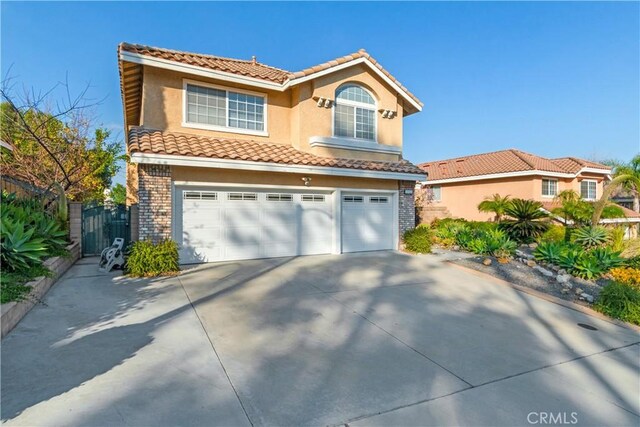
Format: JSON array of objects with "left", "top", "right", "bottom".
[
  {"left": 290, "top": 49, "right": 423, "bottom": 108},
  {"left": 419, "top": 149, "right": 611, "bottom": 181},
  {"left": 541, "top": 201, "right": 640, "bottom": 219},
  {"left": 128, "top": 127, "right": 424, "bottom": 176},
  {"left": 118, "top": 43, "right": 422, "bottom": 108},
  {"left": 551, "top": 157, "right": 610, "bottom": 173},
  {"left": 120, "top": 43, "right": 290, "bottom": 83}
]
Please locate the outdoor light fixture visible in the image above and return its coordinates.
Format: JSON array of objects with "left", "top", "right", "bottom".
[
  {"left": 313, "top": 97, "right": 333, "bottom": 108},
  {"left": 379, "top": 109, "right": 396, "bottom": 119},
  {"left": 302, "top": 176, "right": 312, "bottom": 186}
]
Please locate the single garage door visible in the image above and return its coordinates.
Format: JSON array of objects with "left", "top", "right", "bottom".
[
  {"left": 341, "top": 193, "right": 395, "bottom": 253},
  {"left": 177, "top": 188, "right": 333, "bottom": 263}
]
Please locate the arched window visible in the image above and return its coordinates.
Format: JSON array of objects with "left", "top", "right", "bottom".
[{"left": 334, "top": 85, "right": 376, "bottom": 141}]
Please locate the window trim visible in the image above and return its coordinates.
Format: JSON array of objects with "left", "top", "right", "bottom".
[
  {"left": 541, "top": 178, "right": 558, "bottom": 198},
  {"left": 332, "top": 84, "right": 378, "bottom": 143},
  {"left": 580, "top": 179, "right": 598, "bottom": 201},
  {"left": 182, "top": 79, "right": 269, "bottom": 137}
]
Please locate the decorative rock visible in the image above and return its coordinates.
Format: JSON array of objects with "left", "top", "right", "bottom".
[
  {"left": 558, "top": 269, "right": 567, "bottom": 275},
  {"left": 575, "top": 288, "right": 583, "bottom": 295},
  {"left": 561, "top": 288, "right": 570, "bottom": 294},
  {"left": 526, "top": 260, "right": 537, "bottom": 267},
  {"left": 550, "top": 265, "right": 560, "bottom": 272},
  {"left": 482, "top": 258, "right": 492, "bottom": 266},
  {"left": 534, "top": 266, "right": 554, "bottom": 277},
  {"left": 452, "top": 245, "right": 461, "bottom": 251},
  {"left": 528, "top": 243, "right": 538, "bottom": 249},
  {"left": 581, "top": 293, "right": 594, "bottom": 303},
  {"left": 563, "top": 281, "right": 573, "bottom": 290},
  {"left": 515, "top": 249, "right": 526, "bottom": 258},
  {"left": 556, "top": 274, "right": 571, "bottom": 284}
]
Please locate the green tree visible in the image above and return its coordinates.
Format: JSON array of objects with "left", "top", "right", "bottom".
[
  {"left": 477, "top": 194, "right": 511, "bottom": 222},
  {"left": 593, "top": 155, "right": 640, "bottom": 224},
  {"left": 500, "top": 199, "right": 550, "bottom": 243},
  {"left": 110, "top": 183, "right": 126, "bottom": 205},
  {"left": 0, "top": 93, "right": 124, "bottom": 202}
]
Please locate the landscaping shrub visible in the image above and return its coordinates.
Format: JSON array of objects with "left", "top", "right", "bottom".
[
  {"left": 591, "top": 247, "right": 625, "bottom": 271},
  {"left": 125, "top": 240, "right": 180, "bottom": 277},
  {"left": 572, "top": 226, "right": 610, "bottom": 249},
  {"left": 500, "top": 199, "right": 550, "bottom": 243},
  {"left": 538, "top": 224, "right": 565, "bottom": 244},
  {"left": 609, "top": 267, "right": 640, "bottom": 289},
  {"left": 594, "top": 281, "right": 640, "bottom": 325},
  {"left": 403, "top": 227, "right": 432, "bottom": 253},
  {"left": 624, "top": 255, "right": 640, "bottom": 269},
  {"left": 534, "top": 241, "right": 565, "bottom": 265}
]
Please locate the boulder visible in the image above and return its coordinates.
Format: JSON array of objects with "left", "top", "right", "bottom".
[
  {"left": 575, "top": 288, "right": 583, "bottom": 295},
  {"left": 482, "top": 258, "right": 492, "bottom": 266},
  {"left": 533, "top": 266, "right": 554, "bottom": 277},
  {"left": 556, "top": 274, "right": 571, "bottom": 284},
  {"left": 581, "top": 293, "right": 594, "bottom": 303},
  {"left": 526, "top": 260, "right": 537, "bottom": 268}
]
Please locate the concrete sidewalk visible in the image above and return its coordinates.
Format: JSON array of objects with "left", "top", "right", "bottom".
[{"left": 1, "top": 253, "right": 638, "bottom": 426}]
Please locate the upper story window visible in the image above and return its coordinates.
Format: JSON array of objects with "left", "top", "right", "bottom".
[
  {"left": 334, "top": 85, "right": 376, "bottom": 141},
  {"left": 581, "top": 180, "right": 597, "bottom": 200},
  {"left": 542, "top": 178, "right": 558, "bottom": 197},
  {"left": 185, "top": 82, "right": 266, "bottom": 135}
]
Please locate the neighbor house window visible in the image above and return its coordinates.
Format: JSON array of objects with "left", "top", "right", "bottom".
[
  {"left": 334, "top": 85, "right": 376, "bottom": 141},
  {"left": 581, "top": 180, "right": 597, "bottom": 200},
  {"left": 186, "top": 83, "right": 265, "bottom": 132},
  {"left": 542, "top": 179, "right": 558, "bottom": 197},
  {"left": 430, "top": 186, "right": 442, "bottom": 201}
]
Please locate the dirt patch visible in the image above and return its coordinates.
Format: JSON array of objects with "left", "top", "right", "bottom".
[{"left": 451, "top": 255, "right": 604, "bottom": 306}]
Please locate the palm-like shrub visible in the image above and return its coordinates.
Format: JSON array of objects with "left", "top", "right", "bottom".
[
  {"left": 478, "top": 194, "right": 511, "bottom": 222},
  {"left": 500, "top": 199, "right": 550, "bottom": 243}
]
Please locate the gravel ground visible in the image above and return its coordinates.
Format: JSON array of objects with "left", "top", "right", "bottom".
[{"left": 450, "top": 253, "right": 605, "bottom": 306}]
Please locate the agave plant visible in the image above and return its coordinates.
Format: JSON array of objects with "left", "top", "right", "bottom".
[
  {"left": 0, "top": 218, "right": 48, "bottom": 272},
  {"left": 500, "top": 199, "right": 550, "bottom": 243},
  {"left": 571, "top": 255, "right": 604, "bottom": 280},
  {"left": 573, "top": 226, "right": 609, "bottom": 249},
  {"left": 591, "top": 247, "right": 625, "bottom": 271},
  {"left": 557, "top": 246, "right": 585, "bottom": 270},
  {"left": 534, "top": 241, "right": 564, "bottom": 264},
  {"left": 467, "top": 238, "right": 488, "bottom": 255}
]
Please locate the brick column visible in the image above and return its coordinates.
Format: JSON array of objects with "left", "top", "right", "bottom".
[
  {"left": 68, "top": 202, "right": 82, "bottom": 255},
  {"left": 398, "top": 181, "right": 416, "bottom": 237},
  {"left": 138, "top": 164, "right": 172, "bottom": 242}
]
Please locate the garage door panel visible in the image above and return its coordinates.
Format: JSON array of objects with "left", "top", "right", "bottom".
[
  {"left": 341, "top": 194, "right": 394, "bottom": 253},
  {"left": 178, "top": 188, "right": 333, "bottom": 263}
]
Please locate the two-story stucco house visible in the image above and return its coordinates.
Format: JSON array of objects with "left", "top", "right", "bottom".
[
  {"left": 118, "top": 43, "right": 426, "bottom": 264},
  {"left": 417, "top": 149, "right": 640, "bottom": 230}
]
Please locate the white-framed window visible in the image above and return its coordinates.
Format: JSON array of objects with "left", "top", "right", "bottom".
[
  {"left": 542, "top": 179, "right": 558, "bottom": 197},
  {"left": 227, "top": 192, "right": 258, "bottom": 201},
  {"left": 184, "top": 81, "right": 267, "bottom": 135},
  {"left": 369, "top": 196, "right": 389, "bottom": 204},
  {"left": 430, "top": 186, "right": 442, "bottom": 202},
  {"left": 581, "top": 180, "right": 597, "bottom": 200},
  {"left": 266, "top": 194, "right": 293, "bottom": 202},
  {"left": 343, "top": 195, "right": 364, "bottom": 203},
  {"left": 302, "top": 194, "right": 325, "bottom": 202},
  {"left": 334, "top": 85, "right": 376, "bottom": 141}
]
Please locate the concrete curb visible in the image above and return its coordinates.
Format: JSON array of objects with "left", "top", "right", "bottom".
[
  {"left": 1, "top": 241, "right": 81, "bottom": 338},
  {"left": 447, "top": 260, "right": 640, "bottom": 333}
]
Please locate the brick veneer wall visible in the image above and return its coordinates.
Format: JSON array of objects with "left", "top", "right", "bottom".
[
  {"left": 398, "top": 180, "right": 416, "bottom": 237},
  {"left": 138, "top": 164, "right": 172, "bottom": 241}
]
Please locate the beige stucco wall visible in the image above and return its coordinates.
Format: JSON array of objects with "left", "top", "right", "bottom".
[
  {"left": 430, "top": 173, "right": 608, "bottom": 221},
  {"left": 171, "top": 166, "right": 398, "bottom": 190},
  {"left": 139, "top": 64, "right": 404, "bottom": 162}
]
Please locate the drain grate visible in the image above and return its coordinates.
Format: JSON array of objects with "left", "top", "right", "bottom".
[{"left": 577, "top": 323, "right": 598, "bottom": 331}]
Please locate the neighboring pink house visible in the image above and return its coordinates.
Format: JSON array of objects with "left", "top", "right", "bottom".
[{"left": 417, "top": 149, "right": 640, "bottom": 228}]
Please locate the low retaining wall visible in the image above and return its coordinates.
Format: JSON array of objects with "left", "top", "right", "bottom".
[{"left": 1, "top": 241, "right": 81, "bottom": 338}]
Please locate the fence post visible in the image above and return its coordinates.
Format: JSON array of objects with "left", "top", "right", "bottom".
[
  {"left": 130, "top": 204, "right": 139, "bottom": 242},
  {"left": 69, "top": 202, "right": 82, "bottom": 256}
]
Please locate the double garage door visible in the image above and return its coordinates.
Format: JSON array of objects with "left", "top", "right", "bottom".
[{"left": 177, "top": 187, "right": 395, "bottom": 264}]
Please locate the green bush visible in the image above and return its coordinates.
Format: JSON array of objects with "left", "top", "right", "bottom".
[
  {"left": 534, "top": 241, "right": 565, "bottom": 264},
  {"left": 573, "top": 226, "right": 610, "bottom": 249},
  {"left": 500, "top": 199, "right": 550, "bottom": 243},
  {"left": 403, "top": 227, "right": 432, "bottom": 253},
  {"left": 594, "top": 281, "right": 640, "bottom": 325},
  {"left": 538, "top": 224, "right": 566, "bottom": 244},
  {"left": 125, "top": 240, "right": 180, "bottom": 277}
]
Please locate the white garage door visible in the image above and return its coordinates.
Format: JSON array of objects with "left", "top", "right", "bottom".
[
  {"left": 341, "top": 193, "right": 395, "bottom": 253},
  {"left": 177, "top": 188, "right": 333, "bottom": 264}
]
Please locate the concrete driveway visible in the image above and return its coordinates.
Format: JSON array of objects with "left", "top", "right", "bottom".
[{"left": 2, "top": 252, "right": 639, "bottom": 426}]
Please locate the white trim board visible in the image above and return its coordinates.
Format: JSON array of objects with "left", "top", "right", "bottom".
[
  {"left": 421, "top": 167, "right": 610, "bottom": 185},
  {"left": 131, "top": 152, "right": 426, "bottom": 181},
  {"left": 309, "top": 136, "right": 401, "bottom": 155},
  {"left": 120, "top": 51, "right": 423, "bottom": 112}
]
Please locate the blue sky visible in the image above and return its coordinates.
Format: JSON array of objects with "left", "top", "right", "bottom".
[{"left": 2, "top": 2, "right": 639, "bottom": 186}]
